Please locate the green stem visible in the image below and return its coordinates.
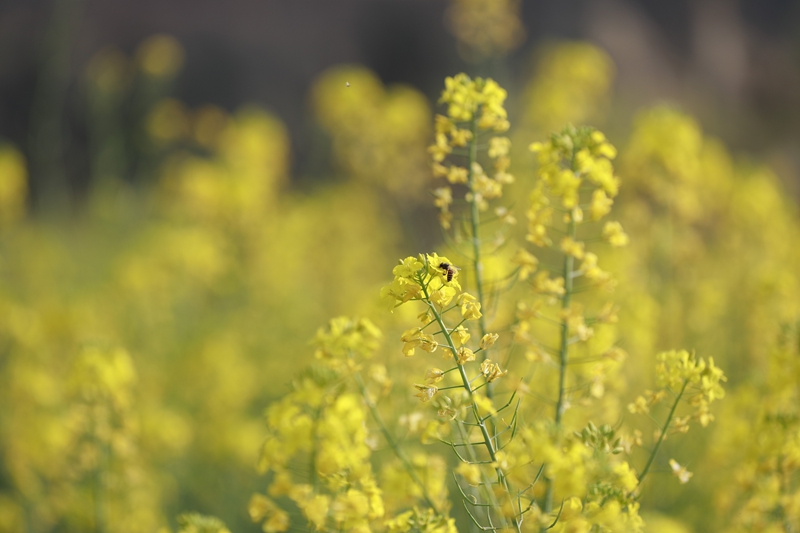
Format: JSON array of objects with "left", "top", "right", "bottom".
[
  {"left": 352, "top": 369, "right": 440, "bottom": 513},
  {"left": 453, "top": 421, "right": 503, "bottom": 533},
  {"left": 637, "top": 379, "right": 689, "bottom": 486},
  {"left": 422, "top": 283, "right": 522, "bottom": 533},
  {"left": 542, "top": 212, "right": 577, "bottom": 525},
  {"left": 466, "top": 117, "right": 488, "bottom": 345},
  {"left": 554, "top": 215, "right": 577, "bottom": 426}
]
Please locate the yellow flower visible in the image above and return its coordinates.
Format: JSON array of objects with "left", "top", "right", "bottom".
[
  {"left": 628, "top": 396, "right": 649, "bottom": 415},
  {"left": 302, "top": 494, "right": 330, "bottom": 529},
  {"left": 613, "top": 462, "right": 639, "bottom": 492},
  {"left": 669, "top": 459, "right": 693, "bottom": 484},
  {"left": 479, "top": 333, "right": 499, "bottom": 350},
  {"left": 460, "top": 296, "right": 482, "bottom": 320},
  {"left": 400, "top": 328, "right": 422, "bottom": 356},
  {"left": 531, "top": 271, "right": 565, "bottom": 296},
  {"left": 579, "top": 253, "right": 609, "bottom": 282},
  {"left": 432, "top": 187, "right": 452, "bottom": 212},
  {"left": 413, "top": 383, "right": 438, "bottom": 402},
  {"left": 560, "top": 496, "right": 583, "bottom": 521},
  {"left": 589, "top": 189, "right": 613, "bottom": 220},
  {"left": 450, "top": 128, "right": 473, "bottom": 147},
  {"left": 511, "top": 249, "right": 539, "bottom": 281},
  {"left": 428, "top": 133, "right": 452, "bottom": 162},
  {"left": 386, "top": 511, "right": 414, "bottom": 533},
  {"left": 434, "top": 114, "right": 455, "bottom": 135},
  {"left": 488, "top": 136, "right": 511, "bottom": 158},
  {"left": 602, "top": 221, "right": 629, "bottom": 247},
  {"left": 425, "top": 368, "right": 445, "bottom": 383},
  {"left": 331, "top": 489, "right": 371, "bottom": 524},
  {"left": 452, "top": 325, "right": 470, "bottom": 347},
  {"left": 249, "top": 494, "right": 290, "bottom": 532},
  {"left": 479, "top": 360, "right": 507, "bottom": 382},
  {"left": 419, "top": 334, "right": 438, "bottom": 353},
  {"left": 456, "top": 347, "right": 476, "bottom": 364},
  {"left": 446, "top": 165, "right": 469, "bottom": 184},
  {"left": 560, "top": 236, "right": 585, "bottom": 259},
  {"left": 429, "top": 286, "right": 457, "bottom": 308},
  {"left": 455, "top": 462, "right": 482, "bottom": 486}
]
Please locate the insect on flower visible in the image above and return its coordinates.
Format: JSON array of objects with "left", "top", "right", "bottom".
[{"left": 438, "top": 262, "right": 460, "bottom": 282}]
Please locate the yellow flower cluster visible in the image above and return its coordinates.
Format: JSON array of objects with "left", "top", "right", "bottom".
[
  {"left": 629, "top": 350, "right": 726, "bottom": 429},
  {"left": 386, "top": 507, "right": 457, "bottom": 533},
  {"left": 514, "top": 127, "right": 626, "bottom": 379},
  {"left": 253, "top": 317, "right": 460, "bottom": 531},
  {"left": 381, "top": 250, "right": 523, "bottom": 529},
  {"left": 380, "top": 254, "right": 462, "bottom": 310},
  {"left": 313, "top": 316, "right": 383, "bottom": 369},
  {"left": 529, "top": 126, "right": 619, "bottom": 212},
  {"left": 429, "top": 74, "right": 513, "bottom": 227},
  {"left": 710, "top": 326, "right": 800, "bottom": 530},
  {"left": 444, "top": 0, "right": 525, "bottom": 60},
  {"left": 311, "top": 66, "right": 432, "bottom": 197},
  {"left": 254, "top": 378, "right": 382, "bottom": 532},
  {"left": 521, "top": 42, "right": 615, "bottom": 133},
  {"left": 477, "top": 422, "right": 645, "bottom": 532}
]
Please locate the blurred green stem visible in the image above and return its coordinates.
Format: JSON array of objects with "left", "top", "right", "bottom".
[
  {"left": 542, "top": 170, "right": 579, "bottom": 528},
  {"left": 637, "top": 379, "right": 688, "bottom": 486}
]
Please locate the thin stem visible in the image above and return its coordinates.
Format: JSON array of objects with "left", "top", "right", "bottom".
[
  {"left": 421, "top": 282, "right": 522, "bottom": 533},
  {"left": 466, "top": 116, "right": 489, "bottom": 352},
  {"left": 542, "top": 168, "right": 579, "bottom": 528},
  {"left": 554, "top": 216, "right": 577, "bottom": 425},
  {"left": 637, "top": 379, "right": 689, "bottom": 486}
]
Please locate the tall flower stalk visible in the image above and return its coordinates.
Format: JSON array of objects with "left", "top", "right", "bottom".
[
  {"left": 515, "top": 126, "right": 630, "bottom": 524},
  {"left": 381, "top": 253, "right": 519, "bottom": 531},
  {"left": 429, "top": 74, "right": 515, "bottom": 396}
]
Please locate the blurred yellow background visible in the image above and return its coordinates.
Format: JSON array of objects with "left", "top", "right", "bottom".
[{"left": 1, "top": 1, "right": 800, "bottom": 531}]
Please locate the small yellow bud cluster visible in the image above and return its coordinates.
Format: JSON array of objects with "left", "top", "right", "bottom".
[
  {"left": 445, "top": 0, "right": 526, "bottom": 61},
  {"left": 527, "top": 126, "right": 625, "bottom": 247},
  {"left": 658, "top": 349, "right": 726, "bottom": 427},
  {"left": 629, "top": 350, "right": 726, "bottom": 430},
  {"left": 429, "top": 73, "right": 513, "bottom": 228}
]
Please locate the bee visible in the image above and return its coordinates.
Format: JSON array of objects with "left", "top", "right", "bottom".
[{"left": 438, "top": 262, "right": 460, "bottom": 282}]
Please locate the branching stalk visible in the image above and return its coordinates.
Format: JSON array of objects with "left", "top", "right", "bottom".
[
  {"left": 637, "top": 379, "right": 689, "bottom": 486},
  {"left": 421, "top": 281, "right": 522, "bottom": 533}
]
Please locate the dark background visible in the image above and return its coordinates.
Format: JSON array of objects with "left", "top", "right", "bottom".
[{"left": 2, "top": 0, "right": 800, "bottom": 202}]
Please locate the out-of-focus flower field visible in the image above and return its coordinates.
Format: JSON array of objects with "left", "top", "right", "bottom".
[{"left": 1, "top": 2, "right": 800, "bottom": 532}]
